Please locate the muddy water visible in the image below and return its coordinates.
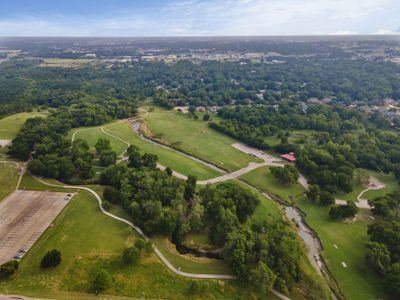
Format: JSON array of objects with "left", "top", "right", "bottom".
[
  {"left": 285, "top": 206, "right": 324, "bottom": 275},
  {"left": 131, "top": 121, "right": 227, "bottom": 174}
]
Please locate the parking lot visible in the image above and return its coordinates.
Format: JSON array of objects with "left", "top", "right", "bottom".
[{"left": 0, "top": 190, "right": 73, "bottom": 265}]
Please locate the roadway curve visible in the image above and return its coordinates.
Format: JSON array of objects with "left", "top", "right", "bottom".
[
  {"left": 32, "top": 175, "right": 234, "bottom": 280},
  {"left": 30, "top": 175, "right": 290, "bottom": 300}
]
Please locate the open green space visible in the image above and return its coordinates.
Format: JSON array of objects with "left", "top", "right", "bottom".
[
  {"left": 0, "top": 111, "right": 47, "bottom": 140},
  {"left": 297, "top": 198, "right": 389, "bottom": 300},
  {"left": 240, "top": 166, "right": 305, "bottom": 203},
  {"left": 363, "top": 171, "right": 400, "bottom": 200},
  {"left": 0, "top": 162, "right": 19, "bottom": 200},
  {"left": 2, "top": 176, "right": 275, "bottom": 299},
  {"left": 143, "top": 108, "right": 258, "bottom": 172},
  {"left": 68, "top": 123, "right": 128, "bottom": 156},
  {"left": 104, "top": 121, "right": 221, "bottom": 180}
]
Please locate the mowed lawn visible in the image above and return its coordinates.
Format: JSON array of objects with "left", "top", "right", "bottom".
[
  {"left": 363, "top": 171, "right": 400, "bottom": 200},
  {"left": 0, "top": 111, "right": 47, "bottom": 139},
  {"left": 297, "top": 198, "right": 389, "bottom": 300},
  {"left": 0, "top": 162, "right": 19, "bottom": 200},
  {"left": 143, "top": 108, "right": 257, "bottom": 172},
  {"left": 4, "top": 176, "right": 274, "bottom": 299},
  {"left": 104, "top": 121, "right": 220, "bottom": 180},
  {"left": 68, "top": 124, "right": 128, "bottom": 156},
  {"left": 240, "top": 166, "right": 305, "bottom": 203}
]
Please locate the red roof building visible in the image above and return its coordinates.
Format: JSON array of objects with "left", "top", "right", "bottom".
[{"left": 281, "top": 152, "right": 296, "bottom": 163}]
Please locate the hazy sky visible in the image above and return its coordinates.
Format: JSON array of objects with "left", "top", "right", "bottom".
[{"left": 0, "top": 0, "right": 399, "bottom": 36}]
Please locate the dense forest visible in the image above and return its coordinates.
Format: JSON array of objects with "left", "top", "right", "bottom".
[
  {"left": 213, "top": 103, "right": 400, "bottom": 196},
  {"left": 1, "top": 53, "right": 400, "bottom": 119},
  {"left": 99, "top": 146, "right": 328, "bottom": 298}
]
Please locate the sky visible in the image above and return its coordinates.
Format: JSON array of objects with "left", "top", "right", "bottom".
[{"left": 0, "top": 0, "right": 399, "bottom": 36}]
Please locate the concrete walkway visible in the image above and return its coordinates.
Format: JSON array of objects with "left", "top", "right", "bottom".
[{"left": 335, "top": 176, "right": 385, "bottom": 209}]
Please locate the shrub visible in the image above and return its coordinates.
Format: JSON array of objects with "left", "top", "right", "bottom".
[
  {"left": 144, "top": 241, "right": 153, "bottom": 253},
  {"left": 103, "top": 186, "right": 120, "bottom": 204},
  {"left": 90, "top": 268, "right": 112, "bottom": 293},
  {"left": 135, "top": 238, "right": 146, "bottom": 251},
  {"left": 122, "top": 247, "right": 140, "bottom": 265},
  {"left": 41, "top": 249, "right": 61, "bottom": 268},
  {"left": 0, "top": 260, "right": 19, "bottom": 278}
]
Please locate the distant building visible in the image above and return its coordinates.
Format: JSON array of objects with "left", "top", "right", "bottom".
[{"left": 281, "top": 152, "right": 297, "bottom": 163}]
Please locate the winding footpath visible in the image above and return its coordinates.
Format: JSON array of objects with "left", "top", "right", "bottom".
[
  {"left": 32, "top": 175, "right": 234, "bottom": 280},
  {"left": 31, "top": 175, "right": 290, "bottom": 300}
]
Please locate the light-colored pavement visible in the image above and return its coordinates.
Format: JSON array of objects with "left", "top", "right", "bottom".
[
  {"left": 335, "top": 176, "right": 386, "bottom": 209},
  {"left": 0, "top": 190, "right": 73, "bottom": 265},
  {"left": 0, "top": 140, "right": 12, "bottom": 147}
]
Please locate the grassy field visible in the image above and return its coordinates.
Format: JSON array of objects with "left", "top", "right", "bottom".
[
  {"left": 104, "top": 121, "right": 221, "bottom": 180},
  {"left": 0, "top": 162, "right": 19, "bottom": 200},
  {"left": 297, "top": 198, "right": 389, "bottom": 300},
  {"left": 0, "top": 111, "right": 47, "bottom": 140},
  {"left": 68, "top": 124, "right": 128, "bottom": 156},
  {"left": 3, "top": 176, "right": 280, "bottom": 299},
  {"left": 240, "top": 166, "right": 305, "bottom": 203},
  {"left": 143, "top": 108, "right": 258, "bottom": 172}
]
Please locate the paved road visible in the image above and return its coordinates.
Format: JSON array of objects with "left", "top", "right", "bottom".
[{"left": 32, "top": 176, "right": 234, "bottom": 280}]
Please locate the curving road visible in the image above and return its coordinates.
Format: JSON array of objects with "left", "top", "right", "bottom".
[
  {"left": 31, "top": 175, "right": 234, "bottom": 280},
  {"left": 30, "top": 175, "right": 292, "bottom": 300}
]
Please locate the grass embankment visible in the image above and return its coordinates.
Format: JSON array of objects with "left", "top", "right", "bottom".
[
  {"left": 104, "top": 121, "right": 220, "bottom": 180},
  {"left": 240, "top": 166, "right": 305, "bottom": 203},
  {"left": 297, "top": 198, "right": 389, "bottom": 300},
  {"left": 143, "top": 108, "right": 258, "bottom": 172},
  {"left": 0, "top": 111, "right": 47, "bottom": 140},
  {"left": 4, "top": 175, "right": 275, "bottom": 299},
  {"left": 0, "top": 162, "right": 19, "bottom": 200}
]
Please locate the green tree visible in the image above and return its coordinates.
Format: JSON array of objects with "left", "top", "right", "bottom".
[
  {"left": 95, "top": 138, "right": 112, "bottom": 154},
  {"left": 366, "top": 242, "right": 391, "bottom": 275},
  {"left": 306, "top": 184, "right": 320, "bottom": 202},
  {"left": 122, "top": 247, "right": 140, "bottom": 265},
  {"left": 249, "top": 262, "right": 277, "bottom": 294},
  {"left": 99, "top": 150, "right": 117, "bottom": 166},
  {"left": 0, "top": 260, "right": 19, "bottom": 278},
  {"left": 40, "top": 249, "right": 61, "bottom": 268},
  {"left": 270, "top": 165, "right": 299, "bottom": 185},
  {"left": 90, "top": 268, "right": 112, "bottom": 293}
]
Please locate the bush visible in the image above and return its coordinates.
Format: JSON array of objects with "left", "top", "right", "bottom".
[
  {"left": 103, "top": 186, "right": 120, "bottom": 204},
  {"left": 329, "top": 201, "right": 358, "bottom": 219},
  {"left": 319, "top": 191, "right": 334, "bottom": 205},
  {"left": 135, "top": 238, "right": 146, "bottom": 251},
  {"left": 41, "top": 249, "right": 61, "bottom": 268},
  {"left": 102, "top": 200, "right": 111, "bottom": 211},
  {"left": 144, "top": 241, "right": 153, "bottom": 253},
  {"left": 90, "top": 268, "right": 112, "bottom": 293},
  {"left": 0, "top": 260, "right": 19, "bottom": 278},
  {"left": 122, "top": 247, "right": 140, "bottom": 265}
]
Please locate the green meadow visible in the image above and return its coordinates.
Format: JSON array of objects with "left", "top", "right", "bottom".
[
  {"left": 0, "top": 111, "right": 47, "bottom": 140},
  {"left": 143, "top": 108, "right": 258, "bottom": 172}
]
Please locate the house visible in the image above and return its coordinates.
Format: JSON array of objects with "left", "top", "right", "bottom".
[{"left": 281, "top": 152, "right": 296, "bottom": 163}]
